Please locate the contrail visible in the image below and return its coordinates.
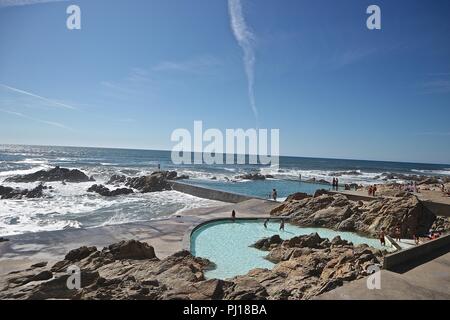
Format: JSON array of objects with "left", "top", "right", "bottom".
[
  {"left": 0, "top": 108, "right": 71, "bottom": 130},
  {"left": 0, "top": 0, "right": 67, "bottom": 8},
  {"left": 0, "top": 84, "right": 77, "bottom": 110},
  {"left": 228, "top": 0, "right": 258, "bottom": 121}
]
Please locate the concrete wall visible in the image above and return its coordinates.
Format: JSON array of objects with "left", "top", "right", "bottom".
[
  {"left": 421, "top": 200, "right": 450, "bottom": 218},
  {"left": 170, "top": 181, "right": 261, "bottom": 203},
  {"left": 383, "top": 233, "right": 450, "bottom": 271}
]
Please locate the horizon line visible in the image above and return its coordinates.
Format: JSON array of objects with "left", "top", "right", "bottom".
[{"left": 1, "top": 142, "right": 449, "bottom": 167}]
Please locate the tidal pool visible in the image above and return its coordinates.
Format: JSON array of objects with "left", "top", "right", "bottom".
[{"left": 191, "top": 219, "right": 390, "bottom": 279}]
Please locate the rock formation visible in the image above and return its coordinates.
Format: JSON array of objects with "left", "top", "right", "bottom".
[
  {"left": 5, "top": 166, "right": 93, "bottom": 183},
  {"left": 235, "top": 173, "right": 267, "bottom": 181},
  {"left": 0, "top": 237, "right": 383, "bottom": 300},
  {"left": 0, "top": 240, "right": 215, "bottom": 300},
  {"left": 106, "top": 171, "right": 182, "bottom": 193},
  {"left": 271, "top": 193, "right": 436, "bottom": 238},
  {"left": 87, "top": 184, "right": 134, "bottom": 197},
  {"left": 231, "top": 233, "right": 383, "bottom": 299},
  {"left": 0, "top": 184, "right": 47, "bottom": 199}
]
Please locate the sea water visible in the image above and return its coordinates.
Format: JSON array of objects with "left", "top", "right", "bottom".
[{"left": 1, "top": 144, "right": 449, "bottom": 237}]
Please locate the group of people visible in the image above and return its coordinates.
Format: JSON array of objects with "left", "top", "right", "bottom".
[
  {"left": 332, "top": 178, "right": 339, "bottom": 190},
  {"left": 404, "top": 182, "right": 419, "bottom": 194},
  {"left": 264, "top": 218, "right": 285, "bottom": 231},
  {"left": 441, "top": 184, "right": 450, "bottom": 197},
  {"left": 368, "top": 185, "right": 378, "bottom": 196},
  {"left": 378, "top": 224, "right": 443, "bottom": 247}
]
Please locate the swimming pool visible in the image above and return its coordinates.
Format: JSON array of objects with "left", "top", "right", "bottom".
[
  {"left": 182, "top": 178, "right": 334, "bottom": 198},
  {"left": 191, "top": 219, "right": 390, "bottom": 279}
]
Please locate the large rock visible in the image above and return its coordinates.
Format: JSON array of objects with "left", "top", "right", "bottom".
[
  {"left": 106, "top": 171, "right": 179, "bottom": 193},
  {"left": 87, "top": 184, "right": 134, "bottom": 197},
  {"left": 235, "top": 173, "right": 266, "bottom": 181},
  {"left": 271, "top": 193, "right": 436, "bottom": 238},
  {"left": 251, "top": 235, "right": 282, "bottom": 250},
  {"left": 106, "top": 240, "right": 156, "bottom": 260},
  {"left": 286, "top": 192, "right": 310, "bottom": 202},
  {"left": 0, "top": 184, "right": 46, "bottom": 199},
  {"left": 5, "top": 166, "right": 93, "bottom": 183}
]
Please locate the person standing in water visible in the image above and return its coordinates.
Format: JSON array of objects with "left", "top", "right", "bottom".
[
  {"left": 280, "top": 219, "right": 285, "bottom": 231},
  {"left": 264, "top": 219, "right": 269, "bottom": 229},
  {"left": 231, "top": 210, "right": 236, "bottom": 222},
  {"left": 272, "top": 189, "right": 278, "bottom": 201}
]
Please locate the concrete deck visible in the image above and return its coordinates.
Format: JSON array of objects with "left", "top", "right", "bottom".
[
  {"left": 0, "top": 199, "right": 279, "bottom": 276},
  {"left": 317, "top": 251, "right": 450, "bottom": 300}
]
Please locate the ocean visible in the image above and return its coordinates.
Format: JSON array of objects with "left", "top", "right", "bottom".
[{"left": 0, "top": 144, "right": 449, "bottom": 237}]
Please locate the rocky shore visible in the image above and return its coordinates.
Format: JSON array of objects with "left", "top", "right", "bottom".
[
  {"left": 271, "top": 191, "right": 438, "bottom": 238},
  {"left": 0, "top": 235, "right": 383, "bottom": 300},
  {"left": 0, "top": 184, "right": 49, "bottom": 199},
  {"left": 5, "top": 166, "right": 94, "bottom": 183},
  {"left": 1, "top": 167, "right": 189, "bottom": 199},
  {"left": 106, "top": 170, "right": 183, "bottom": 192}
]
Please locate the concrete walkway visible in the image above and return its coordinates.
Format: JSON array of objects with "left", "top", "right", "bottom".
[
  {"left": 317, "top": 251, "right": 450, "bottom": 300},
  {"left": 0, "top": 199, "right": 279, "bottom": 276}
]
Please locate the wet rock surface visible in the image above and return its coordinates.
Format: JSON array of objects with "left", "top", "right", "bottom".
[
  {"left": 0, "top": 184, "right": 47, "bottom": 199},
  {"left": 87, "top": 184, "right": 134, "bottom": 197},
  {"left": 5, "top": 166, "right": 93, "bottom": 183},
  {"left": 106, "top": 171, "right": 181, "bottom": 193},
  {"left": 235, "top": 173, "right": 267, "bottom": 181}
]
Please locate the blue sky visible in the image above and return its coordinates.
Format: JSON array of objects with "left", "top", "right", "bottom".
[{"left": 0, "top": 0, "right": 449, "bottom": 164}]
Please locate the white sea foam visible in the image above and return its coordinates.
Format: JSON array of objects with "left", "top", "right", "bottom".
[
  {"left": 411, "top": 169, "right": 450, "bottom": 176},
  {"left": 178, "top": 169, "right": 234, "bottom": 182},
  {"left": 0, "top": 183, "right": 223, "bottom": 237},
  {"left": 259, "top": 167, "right": 382, "bottom": 185},
  {"left": 13, "top": 158, "right": 49, "bottom": 165},
  {"left": 0, "top": 164, "right": 52, "bottom": 179}
]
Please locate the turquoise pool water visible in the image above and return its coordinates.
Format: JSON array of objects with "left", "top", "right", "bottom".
[
  {"left": 182, "top": 179, "right": 335, "bottom": 198},
  {"left": 191, "top": 220, "right": 388, "bottom": 280}
]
